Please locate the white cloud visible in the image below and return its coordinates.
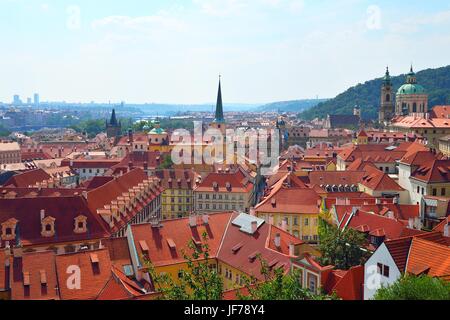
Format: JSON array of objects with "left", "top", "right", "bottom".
[{"left": 91, "top": 13, "right": 186, "bottom": 33}]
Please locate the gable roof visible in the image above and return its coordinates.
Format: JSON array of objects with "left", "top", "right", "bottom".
[{"left": 406, "top": 238, "right": 450, "bottom": 278}]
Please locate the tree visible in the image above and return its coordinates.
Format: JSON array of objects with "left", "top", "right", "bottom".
[
  {"left": 143, "top": 232, "right": 224, "bottom": 300},
  {"left": 374, "top": 274, "right": 450, "bottom": 300},
  {"left": 236, "top": 255, "right": 339, "bottom": 300},
  {"left": 158, "top": 154, "right": 174, "bottom": 170},
  {"left": 318, "top": 218, "right": 369, "bottom": 270}
]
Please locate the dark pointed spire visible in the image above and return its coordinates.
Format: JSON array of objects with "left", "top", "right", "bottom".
[
  {"left": 110, "top": 108, "right": 118, "bottom": 126},
  {"left": 214, "top": 75, "right": 225, "bottom": 123}
]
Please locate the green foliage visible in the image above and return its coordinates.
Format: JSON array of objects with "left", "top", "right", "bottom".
[
  {"left": 70, "top": 119, "right": 105, "bottom": 138},
  {"left": 236, "top": 255, "right": 339, "bottom": 300},
  {"left": 299, "top": 65, "right": 450, "bottom": 120},
  {"left": 258, "top": 99, "right": 328, "bottom": 113},
  {"left": 374, "top": 274, "right": 450, "bottom": 300},
  {"left": 318, "top": 218, "right": 369, "bottom": 270},
  {"left": 0, "top": 125, "right": 11, "bottom": 137},
  {"left": 143, "top": 232, "right": 224, "bottom": 300},
  {"left": 158, "top": 154, "right": 174, "bottom": 170}
]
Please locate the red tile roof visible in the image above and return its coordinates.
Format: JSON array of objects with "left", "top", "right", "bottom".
[
  {"left": 406, "top": 238, "right": 450, "bottom": 278},
  {"left": 130, "top": 212, "right": 233, "bottom": 267},
  {"left": 430, "top": 105, "right": 450, "bottom": 119},
  {"left": 96, "top": 265, "right": 145, "bottom": 300},
  {"left": 255, "top": 187, "right": 321, "bottom": 214},
  {"left": 360, "top": 166, "right": 404, "bottom": 191},
  {"left": 3, "top": 169, "right": 51, "bottom": 188},
  {"left": 102, "top": 237, "right": 132, "bottom": 270},
  {"left": 55, "top": 248, "right": 112, "bottom": 300},
  {"left": 327, "top": 265, "right": 364, "bottom": 300},
  {"left": 10, "top": 251, "right": 59, "bottom": 300},
  {"left": 108, "top": 151, "right": 165, "bottom": 175},
  {"left": 154, "top": 169, "right": 201, "bottom": 190},
  {"left": 309, "top": 171, "right": 366, "bottom": 187},
  {"left": 338, "top": 209, "right": 424, "bottom": 242},
  {"left": 410, "top": 159, "right": 450, "bottom": 183},
  {"left": 0, "top": 196, "right": 109, "bottom": 248},
  {"left": 217, "top": 215, "right": 300, "bottom": 281},
  {"left": 61, "top": 158, "right": 121, "bottom": 169},
  {"left": 384, "top": 232, "right": 450, "bottom": 272},
  {"left": 195, "top": 169, "right": 253, "bottom": 193}
]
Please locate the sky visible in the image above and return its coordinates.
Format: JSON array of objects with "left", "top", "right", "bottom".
[{"left": 1, "top": 0, "right": 450, "bottom": 105}]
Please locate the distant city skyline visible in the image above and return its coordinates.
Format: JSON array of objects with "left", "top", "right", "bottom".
[{"left": 1, "top": 0, "right": 450, "bottom": 104}]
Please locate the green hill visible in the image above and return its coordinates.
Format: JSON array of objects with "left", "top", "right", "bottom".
[
  {"left": 257, "top": 99, "right": 328, "bottom": 113},
  {"left": 299, "top": 65, "right": 450, "bottom": 120}
]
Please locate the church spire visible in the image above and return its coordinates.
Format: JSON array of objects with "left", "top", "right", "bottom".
[
  {"left": 110, "top": 108, "right": 118, "bottom": 126},
  {"left": 214, "top": 75, "right": 224, "bottom": 123}
]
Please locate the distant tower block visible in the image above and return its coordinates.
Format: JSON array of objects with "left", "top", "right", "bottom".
[{"left": 379, "top": 66, "right": 394, "bottom": 123}]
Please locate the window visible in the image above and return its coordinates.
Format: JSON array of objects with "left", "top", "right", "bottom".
[
  {"left": 383, "top": 265, "right": 390, "bottom": 278},
  {"left": 5, "top": 227, "right": 12, "bottom": 235},
  {"left": 308, "top": 274, "right": 317, "bottom": 292},
  {"left": 304, "top": 218, "right": 309, "bottom": 226},
  {"left": 442, "top": 188, "right": 446, "bottom": 196},
  {"left": 377, "top": 263, "right": 390, "bottom": 278},
  {"left": 417, "top": 186, "right": 420, "bottom": 193},
  {"left": 433, "top": 189, "right": 437, "bottom": 196}
]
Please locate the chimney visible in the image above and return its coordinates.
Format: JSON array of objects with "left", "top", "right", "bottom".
[
  {"left": 128, "top": 161, "right": 133, "bottom": 172},
  {"left": 202, "top": 214, "right": 209, "bottom": 225},
  {"left": 289, "top": 243, "right": 296, "bottom": 257},
  {"left": 268, "top": 215, "right": 274, "bottom": 225},
  {"left": 274, "top": 233, "right": 281, "bottom": 248},
  {"left": 444, "top": 223, "right": 449, "bottom": 237},
  {"left": 40, "top": 209, "right": 45, "bottom": 221},
  {"left": 128, "top": 129, "right": 134, "bottom": 143},
  {"left": 251, "top": 221, "right": 258, "bottom": 234},
  {"left": 189, "top": 215, "right": 197, "bottom": 227},
  {"left": 250, "top": 207, "right": 256, "bottom": 216}
]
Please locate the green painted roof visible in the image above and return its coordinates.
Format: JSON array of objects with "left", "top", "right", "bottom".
[
  {"left": 149, "top": 127, "right": 166, "bottom": 134},
  {"left": 397, "top": 83, "right": 426, "bottom": 95}
]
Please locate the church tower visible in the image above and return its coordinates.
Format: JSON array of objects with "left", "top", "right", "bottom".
[
  {"left": 106, "top": 108, "right": 122, "bottom": 139},
  {"left": 379, "top": 67, "right": 394, "bottom": 123}
]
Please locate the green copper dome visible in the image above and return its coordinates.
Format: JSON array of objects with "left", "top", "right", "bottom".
[
  {"left": 149, "top": 127, "right": 166, "bottom": 134},
  {"left": 397, "top": 83, "right": 426, "bottom": 95}
]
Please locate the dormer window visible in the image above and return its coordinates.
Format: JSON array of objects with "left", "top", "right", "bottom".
[
  {"left": 41, "top": 216, "right": 56, "bottom": 238},
  {"left": 2, "top": 218, "right": 19, "bottom": 241},
  {"left": 74, "top": 215, "right": 88, "bottom": 234}
]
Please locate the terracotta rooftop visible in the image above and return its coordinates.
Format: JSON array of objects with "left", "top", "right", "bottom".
[
  {"left": 10, "top": 251, "right": 59, "bottom": 300},
  {"left": 3, "top": 169, "right": 51, "bottom": 188}
]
